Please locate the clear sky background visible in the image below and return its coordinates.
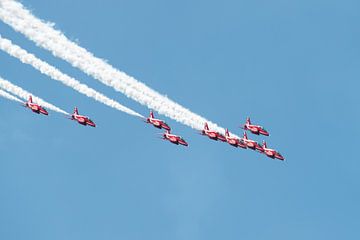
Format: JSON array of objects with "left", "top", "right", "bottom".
[{"left": 0, "top": 0, "right": 359, "bottom": 239}]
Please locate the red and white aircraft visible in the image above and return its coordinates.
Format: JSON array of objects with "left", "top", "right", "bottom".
[
  {"left": 201, "top": 123, "right": 226, "bottom": 142},
  {"left": 225, "top": 129, "right": 247, "bottom": 148},
  {"left": 146, "top": 111, "right": 171, "bottom": 131},
  {"left": 69, "top": 107, "right": 96, "bottom": 127},
  {"left": 161, "top": 130, "right": 188, "bottom": 146},
  {"left": 23, "top": 96, "right": 48, "bottom": 115},
  {"left": 258, "top": 141, "right": 285, "bottom": 161},
  {"left": 241, "top": 117, "right": 269, "bottom": 136},
  {"left": 242, "top": 131, "right": 262, "bottom": 151}
]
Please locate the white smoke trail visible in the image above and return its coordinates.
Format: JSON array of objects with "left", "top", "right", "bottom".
[
  {"left": 0, "top": 76, "right": 68, "bottom": 114},
  {"left": 0, "top": 87, "right": 22, "bottom": 103},
  {"left": 0, "top": 0, "right": 239, "bottom": 137},
  {"left": 0, "top": 35, "right": 144, "bottom": 118}
]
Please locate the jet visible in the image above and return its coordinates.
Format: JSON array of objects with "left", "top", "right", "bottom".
[
  {"left": 146, "top": 111, "right": 171, "bottom": 131},
  {"left": 224, "top": 129, "right": 247, "bottom": 148},
  {"left": 161, "top": 130, "right": 188, "bottom": 146},
  {"left": 258, "top": 141, "right": 285, "bottom": 161},
  {"left": 242, "top": 131, "right": 262, "bottom": 151},
  {"left": 23, "top": 96, "right": 48, "bottom": 115},
  {"left": 241, "top": 117, "right": 269, "bottom": 136},
  {"left": 69, "top": 107, "right": 96, "bottom": 127},
  {"left": 201, "top": 123, "right": 226, "bottom": 142}
]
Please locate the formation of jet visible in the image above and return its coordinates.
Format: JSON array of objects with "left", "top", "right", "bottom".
[
  {"left": 201, "top": 118, "right": 285, "bottom": 161},
  {"left": 22, "top": 96, "right": 96, "bottom": 128},
  {"left": 18, "top": 98, "right": 284, "bottom": 160},
  {"left": 146, "top": 111, "right": 188, "bottom": 147},
  {"left": 23, "top": 96, "right": 48, "bottom": 115}
]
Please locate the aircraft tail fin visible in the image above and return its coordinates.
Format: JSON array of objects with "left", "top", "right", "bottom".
[
  {"left": 204, "top": 122, "right": 209, "bottom": 130},
  {"left": 246, "top": 117, "right": 251, "bottom": 125},
  {"left": 225, "top": 128, "right": 230, "bottom": 137},
  {"left": 150, "top": 110, "right": 154, "bottom": 119},
  {"left": 74, "top": 107, "right": 79, "bottom": 115},
  {"left": 243, "top": 131, "right": 248, "bottom": 139},
  {"left": 262, "top": 140, "right": 267, "bottom": 148},
  {"left": 28, "top": 95, "right": 33, "bottom": 103}
]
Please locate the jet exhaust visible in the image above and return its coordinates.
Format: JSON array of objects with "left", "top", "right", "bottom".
[
  {"left": 0, "top": 0, "right": 240, "bottom": 138},
  {"left": 0, "top": 35, "right": 144, "bottom": 119},
  {"left": 0, "top": 87, "right": 22, "bottom": 103},
  {"left": 0, "top": 76, "right": 68, "bottom": 114}
]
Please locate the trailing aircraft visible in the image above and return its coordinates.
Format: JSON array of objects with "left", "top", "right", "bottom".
[
  {"left": 23, "top": 95, "right": 48, "bottom": 115},
  {"left": 242, "top": 131, "right": 262, "bottom": 151},
  {"left": 201, "top": 122, "right": 226, "bottom": 142},
  {"left": 161, "top": 130, "right": 188, "bottom": 146},
  {"left": 225, "top": 129, "right": 247, "bottom": 149},
  {"left": 69, "top": 107, "right": 96, "bottom": 127}
]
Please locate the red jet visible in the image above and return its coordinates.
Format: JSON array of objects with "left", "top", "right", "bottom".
[
  {"left": 201, "top": 123, "right": 226, "bottom": 142},
  {"left": 23, "top": 96, "right": 48, "bottom": 115},
  {"left": 225, "top": 129, "right": 247, "bottom": 148},
  {"left": 258, "top": 141, "right": 285, "bottom": 161},
  {"left": 69, "top": 107, "right": 96, "bottom": 127},
  {"left": 242, "top": 131, "right": 262, "bottom": 151},
  {"left": 241, "top": 117, "right": 269, "bottom": 136},
  {"left": 161, "top": 130, "right": 188, "bottom": 146},
  {"left": 146, "top": 111, "right": 171, "bottom": 131}
]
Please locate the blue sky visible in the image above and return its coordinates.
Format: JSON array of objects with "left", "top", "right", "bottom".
[{"left": 0, "top": 0, "right": 359, "bottom": 239}]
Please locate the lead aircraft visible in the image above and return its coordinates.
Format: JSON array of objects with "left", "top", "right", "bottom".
[
  {"left": 258, "top": 141, "right": 285, "bottom": 161},
  {"left": 23, "top": 96, "right": 48, "bottom": 115},
  {"left": 69, "top": 107, "right": 96, "bottom": 127}
]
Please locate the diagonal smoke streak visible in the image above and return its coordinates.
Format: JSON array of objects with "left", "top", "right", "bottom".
[
  {"left": 0, "top": 0, "right": 239, "bottom": 137},
  {"left": 0, "top": 35, "right": 144, "bottom": 118},
  {"left": 0, "top": 76, "right": 68, "bottom": 114},
  {"left": 0, "top": 87, "right": 22, "bottom": 103}
]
